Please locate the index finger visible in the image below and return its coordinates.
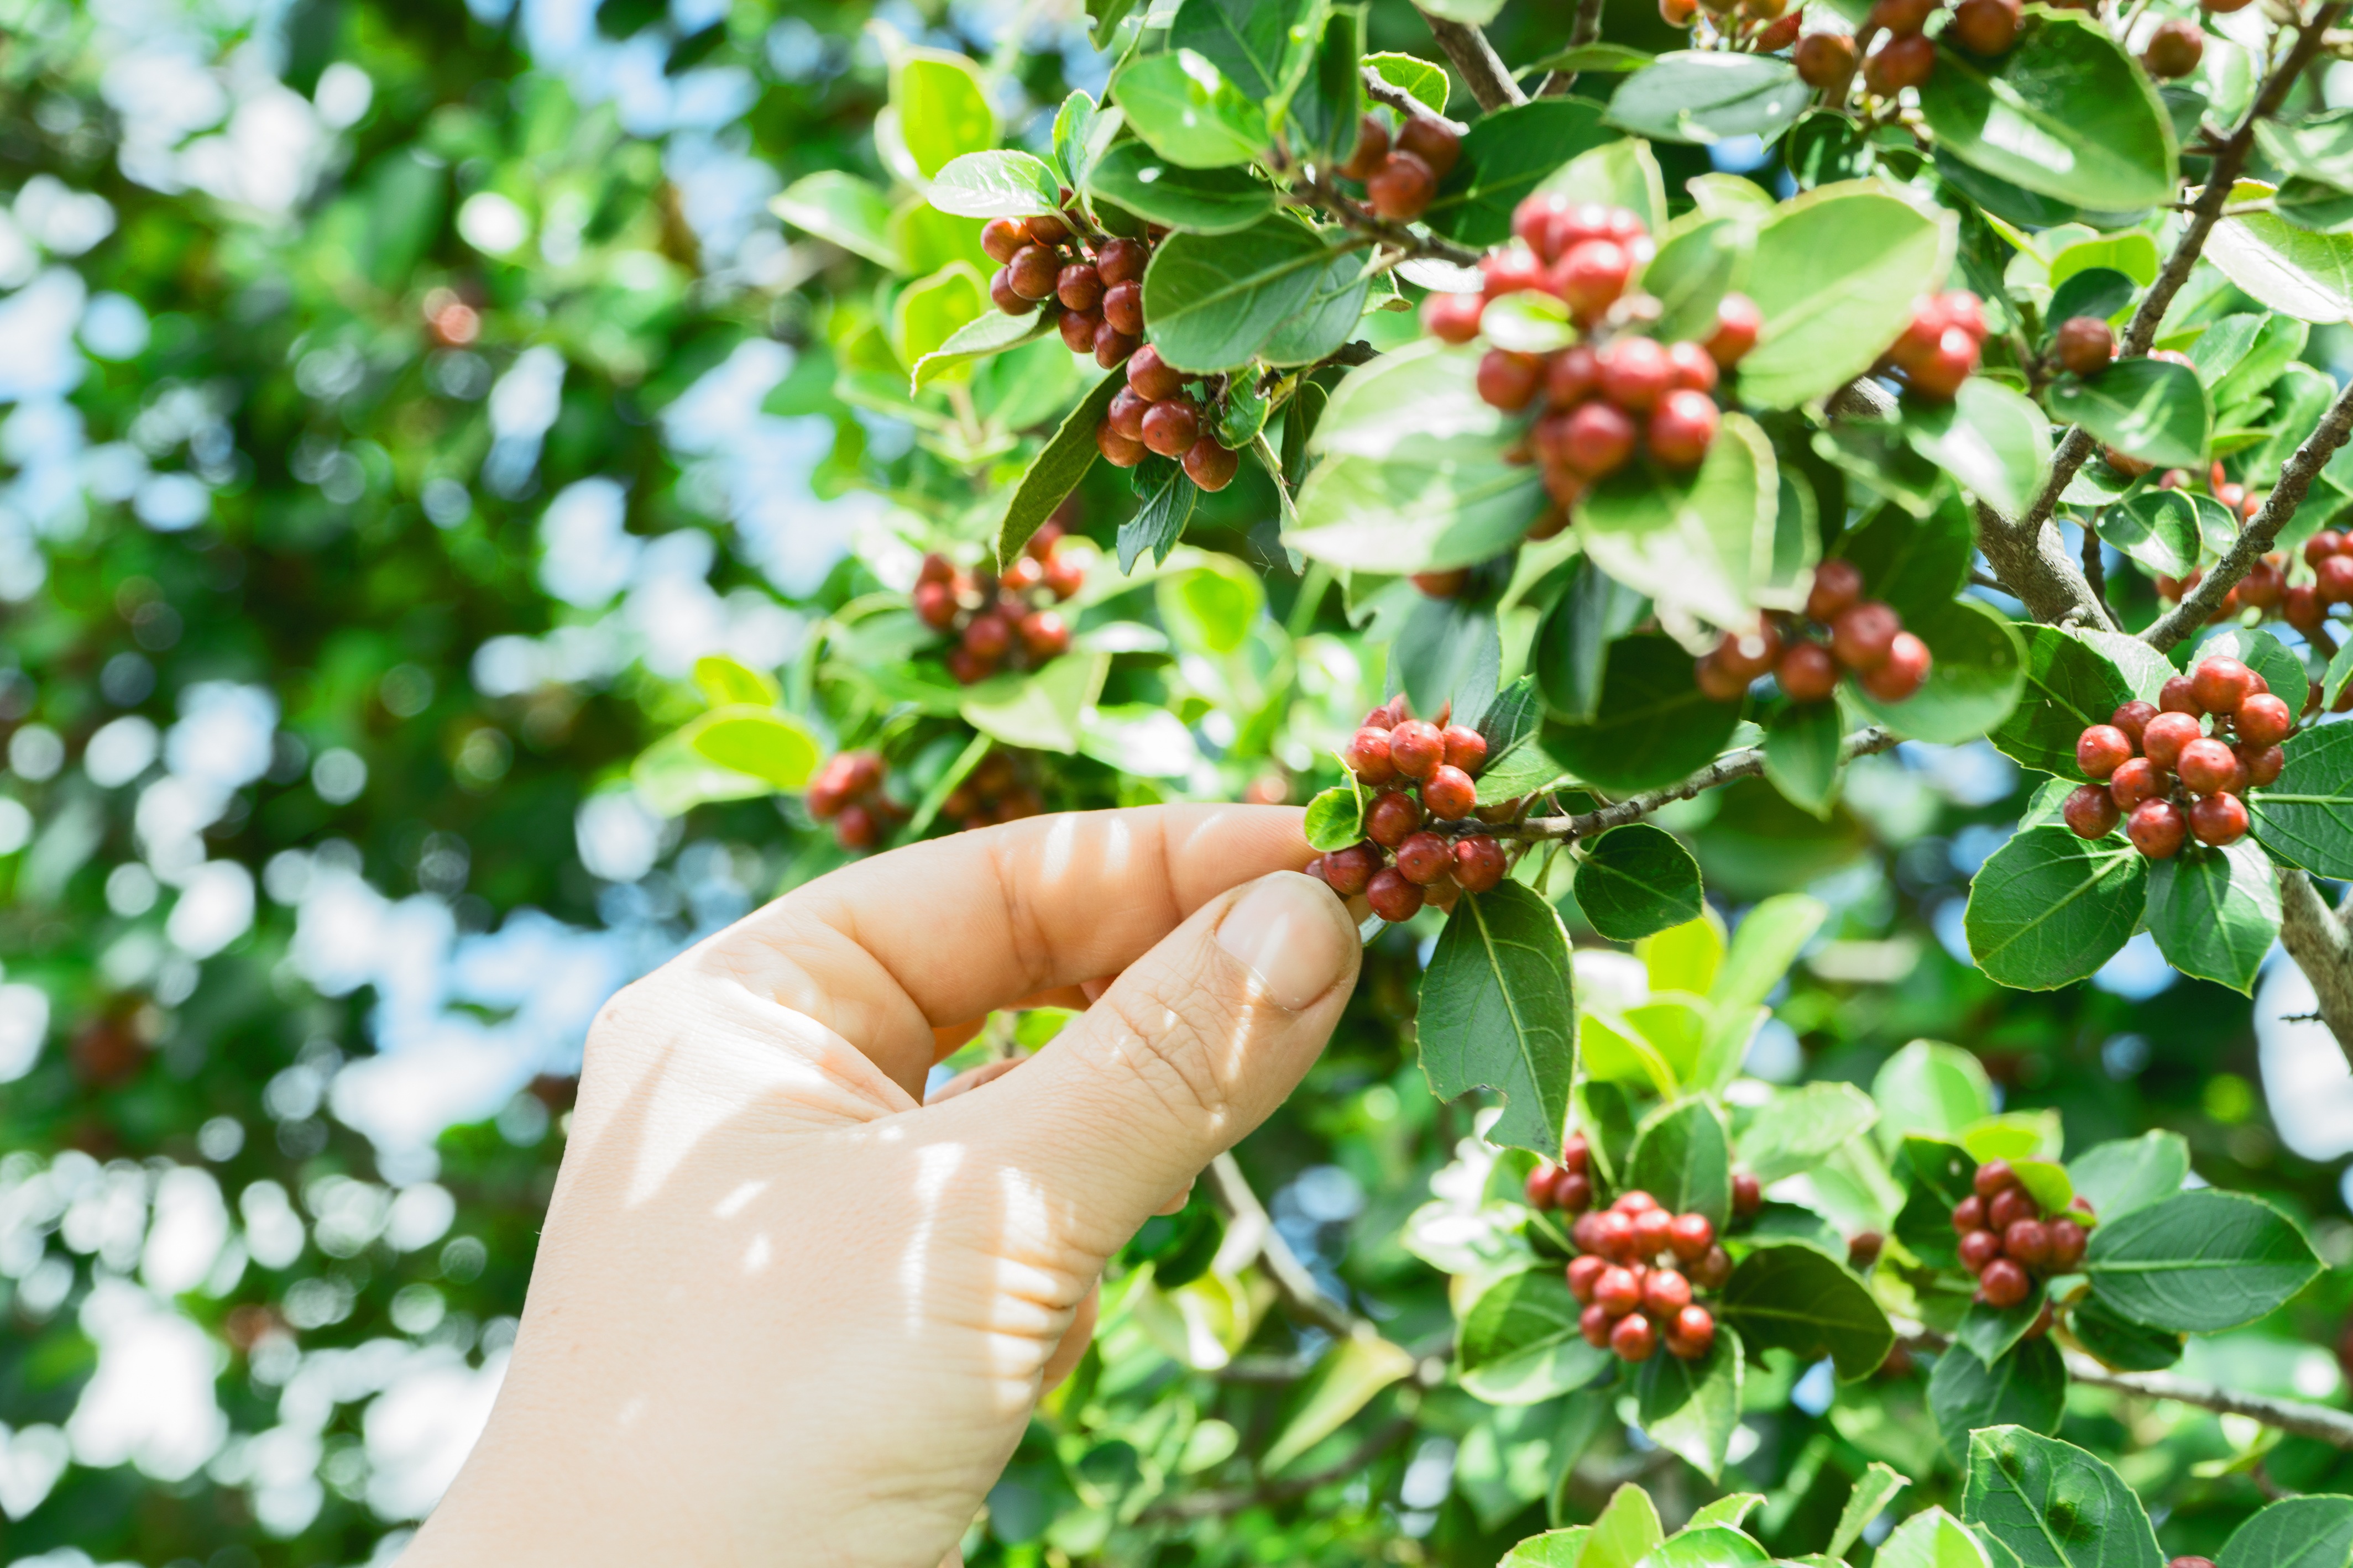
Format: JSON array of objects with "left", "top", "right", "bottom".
[{"left": 680, "top": 805, "right": 1316, "bottom": 1098}]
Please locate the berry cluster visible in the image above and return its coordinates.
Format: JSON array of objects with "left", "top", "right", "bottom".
[
  {"left": 1423, "top": 196, "right": 1761, "bottom": 522},
  {"left": 1694, "top": 558, "right": 1932, "bottom": 705},
  {"left": 914, "top": 523, "right": 1083, "bottom": 686},
  {"left": 1951, "top": 1158, "right": 2093, "bottom": 1314},
  {"left": 1795, "top": 0, "right": 2018, "bottom": 101},
  {"left": 984, "top": 211, "right": 1154, "bottom": 370},
  {"left": 1332, "top": 108, "right": 1464, "bottom": 223},
  {"left": 1095, "top": 343, "right": 1242, "bottom": 492},
  {"left": 807, "top": 751, "right": 901, "bottom": 849},
  {"left": 1876, "top": 289, "right": 1992, "bottom": 401},
  {"left": 1305, "top": 697, "right": 1510, "bottom": 922},
  {"left": 940, "top": 749, "right": 1045, "bottom": 831},
  {"left": 1656, "top": 0, "right": 1801, "bottom": 55},
  {"left": 2156, "top": 528, "right": 2353, "bottom": 674},
  {"left": 1568, "top": 1198, "right": 1733, "bottom": 1362},
  {"left": 2063, "top": 655, "right": 2289, "bottom": 857}
]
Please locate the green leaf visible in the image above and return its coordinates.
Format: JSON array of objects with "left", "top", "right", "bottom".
[
  {"left": 998, "top": 371, "right": 1127, "bottom": 565},
  {"left": 1964, "top": 826, "right": 2148, "bottom": 991},
  {"left": 692, "top": 654, "right": 780, "bottom": 709},
  {"left": 2046, "top": 358, "right": 2210, "bottom": 470},
  {"left": 1918, "top": 16, "right": 2178, "bottom": 213},
  {"left": 1962, "top": 1427, "right": 2163, "bottom": 1568},
  {"left": 772, "top": 171, "right": 903, "bottom": 269},
  {"left": 1476, "top": 677, "right": 1573, "bottom": 803},
  {"left": 1086, "top": 140, "right": 1277, "bottom": 233},
  {"left": 2218, "top": 1494, "right": 2353, "bottom": 1568},
  {"left": 1878, "top": 1508, "right": 1997, "bottom": 1568},
  {"left": 1893, "top": 1135, "right": 1978, "bottom": 1270},
  {"left": 1419, "top": 882, "right": 1579, "bottom": 1155},
  {"left": 927, "top": 150, "right": 1065, "bottom": 218},
  {"left": 1288, "top": 439, "right": 1548, "bottom": 574},
  {"left": 681, "top": 706, "right": 822, "bottom": 789},
  {"left": 1544, "top": 634, "right": 1743, "bottom": 795},
  {"left": 2206, "top": 180, "right": 2353, "bottom": 324},
  {"left": 2144, "top": 839, "right": 2279, "bottom": 995},
  {"left": 1829, "top": 1464, "right": 1916, "bottom": 1561},
  {"left": 1575, "top": 412, "right": 1781, "bottom": 634},
  {"left": 1366, "top": 51, "right": 1451, "bottom": 114},
  {"left": 891, "top": 264, "right": 988, "bottom": 371},
  {"left": 1169, "top": 0, "right": 1302, "bottom": 102},
  {"left": 2083, "top": 1188, "right": 2324, "bottom": 1333},
  {"left": 1524, "top": 42, "right": 1660, "bottom": 76},
  {"left": 1540, "top": 137, "right": 1670, "bottom": 238},
  {"left": 1257, "top": 242, "right": 1376, "bottom": 368},
  {"left": 1629, "top": 1098, "right": 1733, "bottom": 1230},
  {"left": 1303, "top": 785, "right": 1363, "bottom": 852},
  {"left": 1875, "top": 1041, "right": 1996, "bottom": 1146},
  {"left": 959, "top": 652, "right": 1109, "bottom": 754},
  {"left": 2066, "top": 1295, "right": 2184, "bottom": 1373},
  {"left": 2249, "top": 722, "right": 2353, "bottom": 877},
  {"left": 1534, "top": 558, "right": 1651, "bottom": 725},
  {"left": 1263, "top": 1328, "right": 1418, "bottom": 1472},
  {"left": 2048, "top": 266, "right": 2136, "bottom": 325},
  {"left": 911, "top": 304, "right": 1055, "bottom": 390},
  {"left": 1076, "top": 704, "right": 1200, "bottom": 778},
  {"left": 2100, "top": 490, "right": 2200, "bottom": 578},
  {"left": 1738, "top": 1082, "right": 1880, "bottom": 1186},
  {"left": 1111, "top": 49, "right": 1271, "bottom": 169},
  {"left": 892, "top": 52, "right": 998, "bottom": 181},
  {"left": 1156, "top": 553, "right": 1264, "bottom": 653},
  {"left": 2066, "top": 1131, "right": 2188, "bottom": 1222},
  {"left": 1848, "top": 596, "right": 2027, "bottom": 746},
  {"left": 1689, "top": 1494, "right": 1767, "bottom": 1531},
  {"left": 1142, "top": 215, "right": 1359, "bottom": 373},
  {"left": 1644, "top": 217, "right": 1753, "bottom": 347},
  {"left": 1932, "top": 1342, "right": 2067, "bottom": 1463},
  {"left": 1836, "top": 496, "right": 1975, "bottom": 625},
  {"left": 1575, "top": 825, "right": 1704, "bottom": 942},
  {"left": 1955, "top": 1286, "right": 2051, "bottom": 1367},
  {"left": 2051, "top": 232, "right": 2159, "bottom": 290},
  {"left": 1425, "top": 98, "right": 1616, "bottom": 247},
  {"left": 1457, "top": 1267, "right": 1615, "bottom": 1404},
  {"left": 2326, "top": 636, "right": 2353, "bottom": 709},
  {"left": 1393, "top": 590, "right": 1504, "bottom": 729},
  {"left": 1585, "top": 1483, "right": 1668, "bottom": 1568},
  {"left": 631, "top": 727, "right": 775, "bottom": 816},
  {"left": 1605, "top": 53, "right": 1812, "bottom": 147},
  {"left": 1053, "top": 89, "right": 1117, "bottom": 197},
  {"left": 1988, "top": 625, "right": 2136, "bottom": 779},
  {"left": 1763, "top": 698, "right": 1842, "bottom": 816},
  {"left": 1120, "top": 455, "right": 1202, "bottom": 571},
  {"left": 1712, "top": 892, "right": 1827, "bottom": 1015},
  {"left": 2256, "top": 107, "right": 2353, "bottom": 187},
  {"left": 1719, "top": 1242, "right": 1894, "bottom": 1382},
  {"left": 1742, "top": 182, "right": 1955, "bottom": 410},
  {"left": 1906, "top": 377, "right": 2053, "bottom": 524}
]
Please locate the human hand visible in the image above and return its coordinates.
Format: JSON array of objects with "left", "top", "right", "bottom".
[{"left": 405, "top": 805, "right": 1359, "bottom": 1568}]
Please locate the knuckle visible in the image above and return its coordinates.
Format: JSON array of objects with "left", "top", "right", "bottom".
[{"left": 1081, "top": 971, "right": 1248, "bottom": 1126}]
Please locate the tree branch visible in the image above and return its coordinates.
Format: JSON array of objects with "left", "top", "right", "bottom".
[
  {"left": 1416, "top": 7, "right": 1526, "bottom": 111},
  {"left": 1535, "top": 0, "right": 1611, "bottom": 97},
  {"left": 1204, "top": 1151, "right": 1362, "bottom": 1336},
  {"left": 2142, "top": 374, "right": 2353, "bottom": 649},
  {"left": 1463, "top": 725, "right": 1902, "bottom": 841},
  {"left": 1359, "top": 66, "right": 1470, "bottom": 135},
  {"left": 2279, "top": 871, "right": 2353, "bottom": 1070},
  {"left": 1288, "top": 164, "right": 1486, "bottom": 266}
]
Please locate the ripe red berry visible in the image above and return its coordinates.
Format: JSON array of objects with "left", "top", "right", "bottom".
[
  {"left": 1807, "top": 559, "right": 1864, "bottom": 622},
  {"left": 1397, "top": 117, "right": 1462, "bottom": 178},
  {"left": 1100, "top": 279, "right": 1144, "bottom": 336},
  {"left": 1184, "top": 437, "right": 1238, "bottom": 492},
  {"left": 1693, "top": 1244, "right": 1733, "bottom": 1289},
  {"left": 1319, "top": 842, "right": 1381, "bottom": 898},
  {"left": 2189, "top": 791, "right": 2250, "bottom": 846},
  {"left": 1347, "top": 727, "right": 1397, "bottom": 785},
  {"left": 2076, "top": 725, "right": 2133, "bottom": 779},
  {"left": 836, "top": 803, "right": 879, "bottom": 848},
  {"left": 1562, "top": 1134, "right": 1591, "bottom": 1174},
  {"left": 1366, "top": 150, "right": 1437, "bottom": 220},
  {"left": 1664, "top": 340, "right": 1719, "bottom": 394},
  {"left": 1959, "top": 1228, "right": 2002, "bottom": 1272},
  {"left": 1988, "top": 1185, "right": 2034, "bottom": 1231},
  {"left": 2110, "top": 700, "right": 2157, "bottom": 748},
  {"left": 1528, "top": 1163, "right": 1561, "bottom": 1210},
  {"left": 1390, "top": 720, "right": 1445, "bottom": 782},
  {"left": 1593, "top": 1209, "right": 1639, "bottom": 1262},
  {"left": 981, "top": 218, "right": 1029, "bottom": 264},
  {"left": 1058, "top": 306, "right": 1101, "bottom": 354},
  {"left": 1667, "top": 1304, "right": 1716, "bottom": 1360},
  {"left": 1647, "top": 387, "right": 1721, "bottom": 468},
  {"left": 2238, "top": 742, "right": 2284, "bottom": 787},
  {"left": 1706, "top": 292, "right": 1763, "bottom": 368},
  {"left": 1849, "top": 1230, "right": 1885, "bottom": 1268},
  {"left": 1567, "top": 1252, "right": 1608, "bottom": 1302},
  {"left": 2130, "top": 799, "right": 2188, "bottom": 858},
  {"left": 1095, "top": 238, "right": 1149, "bottom": 287},
  {"left": 2143, "top": 17, "right": 2204, "bottom": 77},
  {"left": 1634, "top": 1207, "right": 1675, "bottom": 1257},
  {"left": 1793, "top": 31, "right": 1858, "bottom": 87},
  {"left": 1395, "top": 831, "right": 1453, "bottom": 886},
  {"left": 991, "top": 268, "right": 1034, "bottom": 315},
  {"left": 1598, "top": 337, "right": 1673, "bottom": 411},
  {"left": 1594, "top": 1265, "right": 1643, "bottom": 1316},
  {"left": 2158, "top": 673, "right": 2202, "bottom": 715},
  {"left": 1610, "top": 1311, "right": 1659, "bottom": 1361},
  {"left": 1858, "top": 631, "right": 1931, "bottom": 702},
  {"left": 1018, "top": 610, "right": 1070, "bottom": 660},
  {"left": 1906, "top": 324, "right": 1979, "bottom": 398},
  {"left": 2004, "top": 1218, "right": 2052, "bottom": 1268},
  {"left": 2053, "top": 316, "right": 2115, "bottom": 376},
  {"left": 1869, "top": 0, "right": 1935, "bottom": 32},
  {"left": 1559, "top": 400, "right": 1639, "bottom": 478},
  {"left": 1779, "top": 640, "right": 1840, "bottom": 702},
  {"left": 1095, "top": 421, "right": 1146, "bottom": 466},
  {"left": 1477, "top": 348, "right": 1546, "bottom": 411},
  {"left": 1056, "top": 263, "right": 1103, "bottom": 312},
  {"left": 1451, "top": 836, "right": 1506, "bottom": 892},
  {"left": 1616, "top": 1189, "right": 1661, "bottom": 1214},
  {"left": 2307, "top": 529, "right": 2347, "bottom": 566},
  {"left": 1580, "top": 1302, "right": 1614, "bottom": 1348},
  {"left": 1974, "top": 1158, "right": 2019, "bottom": 1198},
  {"left": 1340, "top": 114, "right": 1391, "bottom": 182},
  {"left": 1556, "top": 1171, "right": 1592, "bottom": 1212},
  {"left": 2064, "top": 783, "right": 2121, "bottom": 840},
  {"left": 1864, "top": 31, "right": 1937, "bottom": 93},
  {"left": 1695, "top": 652, "right": 1750, "bottom": 704},
  {"left": 1141, "top": 398, "right": 1200, "bottom": 458},
  {"left": 2192, "top": 657, "right": 2258, "bottom": 715},
  {"left": 1436, "top": 726, "right": 1486, "bottom": 774},
  {"left": 1831, "top": 601, "right": 1902, "bottom": 670},
  {"left": 2047, "top": 1218, "right": 2088, "bottom": 1270},
  {"left": 1979, "top": 1257, "right": 2031, "bottom": 1308},
  {"left": 1127, "top": 343, "right": 1184, "bottom": 402},
  {"left": 1952, "top": 1195, "right": 1986, "bottom": 1233},
  {"left": 1557, "top": 239, "right": 1634, "bottom": 319},
  {"left": 1364, "top": 789, "right": 1424, "bottom": 848},
  {"left": 1732, "top": 1172, "right": 1763, "bottom": 1216},
  {"left": 1423, "top": 291, "right": 1484, "bottom": 344},
  {"left": 1366, "top": 867, "right": 1425, "bottom": 922},
  {"left": 1659, "top": 1213, "right": 1711, "bottom": 1262},
  {"left": 1423, "top": 764, "right": 1477, "bottom": 820},
  {"left": 964, "top": 612, "right": 1013, "bottom": 661},
  {"left": 1643, "top": 1268, "right": 1693, "bottom": 1317},
  {"left": 2177, "top": 737, "right": 2237, "bottom": 795},
  {"left": 2140, "top": 711, "right": 2204, "bottom": 770},
  {"left": 2287, "top": 584, "right": 2327, "bottom": 631},
  {"left": 914, "top": 580, "right": 959, "bottom": 630},
  {"left": 2320, "top": 555, "right": 2353, "bottom": 604},
  {"left": 1007, "top": 244, "right": 1060, "bottom": 301},
  {"left": 1093, "top": 321, "right": 1139, "bottom": 368},
  {"left": 1951, "top": 0, "right": 2021, "bottom": 51},
  {"left": 1716, "top": 621, "right": 1784, "bottom": 682}
]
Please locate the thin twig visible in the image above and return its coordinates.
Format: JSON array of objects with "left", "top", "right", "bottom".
[
  {"left": 1540, "top": 0, "right": 1611, "bottom": 97},
  {"left": 2142, "top": 375, "right": 2353, "bottom": 649},
  {"left": 1288, "top": 163, "right": 1486, "bottom": 267},
  {"left": 1415, "top": 7, "right": 1526, "bottom": 111},
  {"left": 1203, "top": 1152, "right": 1361, "bottom": 1336},
  {"left": 1461, "top": 725, "right": 1901, "bottom": 841},
  {"left": 1359, "top": 66, "right": 1470, "bottom": 135}
]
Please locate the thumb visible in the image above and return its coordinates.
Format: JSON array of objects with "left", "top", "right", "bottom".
[{"left": 966, "top": 869, "right": 1360, "bottom": 1260}]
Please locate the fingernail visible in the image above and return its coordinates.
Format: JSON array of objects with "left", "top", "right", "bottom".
[{"left": 1215, "top": 872, "right": 1355, "bottom": 1011}]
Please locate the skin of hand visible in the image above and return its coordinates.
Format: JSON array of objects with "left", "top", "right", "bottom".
[{"left": 403, "top": 805, "right": 1360, "bottom": 1568}]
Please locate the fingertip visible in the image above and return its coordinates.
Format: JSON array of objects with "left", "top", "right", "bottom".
[{"left": 1212, "top": 870, "right": 1361, "bottom": 1013}]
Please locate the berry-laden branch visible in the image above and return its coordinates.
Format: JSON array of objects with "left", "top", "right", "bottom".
[
  {"left": 1482, "top": 725, "right": 1902, "bottom": 842},
  {"left": 1289, "top": 161, "right": 1487, "bottom": 268},
  {"left": 2142, "top": 373, "right": 2353, "bottom": 649},
  {"left": 1415, "top": 6, "right": 1528, "bottom": 111},
  {"left": 2279, "top": 871, "right": 2353, "bottom": 1068}
]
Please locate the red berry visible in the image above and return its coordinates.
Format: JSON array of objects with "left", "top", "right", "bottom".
[
  {"left": 1423, "top": 291, "right": 1484, "bottom": 343},
  {"left": 1610, "top": 1310, "right": 1658, "bottom": 1361},
  {"left": 1366, "top": 867, "right": 1425, "bottom": 922},
  {"left": 1974, "top": 1158, "right": 2019, "bottom": 1198},
  {"left": 1395, "top": 831, "right": 1453, "bottom": 886},
  {"left": 2320, "top": 555, "right": 2353, "bottom": 604},
  {"left": 1643, "top": 1268, "right": 1693, "bottom": 1317},
  {"left": 1545, "top": 344, "right": 1601, "bottom": 408},
  {"left": 1615, "top": 1189, "right": 1661, "bottom": 1214},
  {"left": 991, "top": 269, "right": 1035, "bottom": 314},
  {"left": 1364, "top": 789, "right": 1424, "bottom": 848},
  {"left": 1989, "top": 1186, "right": 2034, "bottom": 1230},
  {"left": 2129, "top": 799, "right": 2188, "bottom": 858},
  {"left": 2238, "top": 742, "right": 2284, "bottom": 787},
  {"left": 2047, "top": 1218, "right": 2088, "bottom": 1270},
  {"left": 1831, "top": 601, "right": 1902, "bottom": 670},
  {"left": 1140, "top": 398, "right": 1200, "bottom": 458},
  {"left": 1096, "top": 238, "right": 1149, "bottom": 287},
  {"left": 2143, "top": 18, "right": 2204, "bottom": 77},
  {"left": 1396, "top": 117, "right": 1462, "bottom": 178},
  {"left": 1018, "top": 610, "right": 1070, "bottom": 660},
  {"left": 1979, "top": 1257, "right": 2031, "bottom": 1308},
  {"left": 1557, "top": 239, "right": 1634, "bottom": 319},
  {"left": 1595, "top": 1265, "right": 1643, "bottom": 1316},
  {"left": 2158, "top": 674, "right": 2202, "bottom": 715},
  {"left": 1390, "top": 719, "right": 1445, "bottom": 782},
  {"left": 2053, "top": 316, "right": 2115, "bottom": 376},
  {"left": 1347, "top": 727, "right": 1397, "bottom": 785},
  {"left": 1598, "top": 337, "right": 1673, "bottom": 412},
  {"left": 1667, "top": 1304, "right": 1716, "bottom": 1360},
  {"left": 1184, "top": 436, "right": 1238, "bottom": 492},
  {"left": 2189, "top": 791, "right": 2249, "bottom": 845},
  {"left": 1692, "top": 1244, "right": 1732, "bottom": 1290},
  {"left": 1562, "top": 1134, "right": 1591, "bottom": 1174},
  {"left": 2140, "top": 710, "right": 2203, "bottom": 770},
  {"left": 1092, "top": 321, "right": 1139, "bottom": 368},
  {"left": 1951, "top": 0, "right": 2020, "bottom": 51},
  {"left": 1440, "top": 725, "right": 1487, "bottom": 773},
  {"left": 2004, "top": 1219, "right": 2052, "bottom": 1268},
  {"left": 1664, "top": 341, "right": 1719, "bottom": 395},
  {"left": 1100, "top": 279, "right": 1144, "bottom": 336},
  {"left": 1952, "top": 1195, "right": 1986, "bottom": 1233},
  {"left": 1716, "top": 621, "right": 1784, "bottom": 682},
  {"left": 1779, "top": 641, "right": 1840, "bottom": 702},
  {"left": 1869, "top": 0, "right": 1935, "bottom": 33},
  {"left": 1865, "top": 32, "right": 1937, "bottom": 93},
  {"left": 1807, "top": 558, "right": 1864, "bottom": 622},
  {"left": 2064, "top": 783, "right": 2121, "bottom": 840},
  {"left": 1007, "top": 244, "right": 1060, "bottom": 301},
  {"left": 2192, "top": 657, "right": 2257, "bottom": 715},
  {"left": 1634, "top": 1207, "right": 1675, "bottom": 1257},
  {"left": 1647, "top": 387, "right": 1721, "bottom": 468},
  {"left": 1959, "top": 1228, "right": 2002, "bottom": 1272},
  {"left": 1424, "top": 764, "right": 1477, "bottom": 821},
  {"left": 1559, "top": 401, "right": 1639, "bottom": 478},
  {"left": 1849, "top": 1231, "right": 1885, "bottom": 1268},
  {"left": 1528, "top": 1163, "right": 1561, "bottom": 1210},
  {"left": 2111, "top": 700, "right": 2157, "bottom": 747},
  {"left": 981, "top": 218, "right": 1028, "bottom": 264},
  {"left": 1858, "top": 631, "right": 1931, "bottom": 702},
  {"left": 1567, "top": 1252, "right": 1608, "bottom": 1302},
  {"left": 1319, "top": 842, "right": 1381, "bottom": 898},
  {"left": 1556, "top": 1171, "right": 1593, "bottom": 1212},
  {"left": 914, "top": 580, "right": 959, "bottom": 630},
  {"left": 1057, "top": 306, "right": 1100, "bottom": 353},
  {"left": 1593, "top": 1209, "right": 1639, "bottom": 1262},
  {"left": 1732, "top": 1172, "right": 1762, "bottom": 1216},
  {"left": 2077, "top": 725, "right": 2134, "bottom": 779},
  {"left": 1906, "top": 324, "right": 1979, "bottom": 399},
  {"left": 1580, "top": 1302, "right": 1614, "bottom": 1348},
  {"left": 1366, "top": 150, "right": 1437, "bottom": 220},
  {"left": 1695, "top": 652, "right": 1750, "bottom": 704},
  {"left": 2177, "top": 737, "right": 2237, "bottom": 795},
  {"left": 964, "top": 612, "right": 1012, "bottom": 660},
  {"left": 835, "top": 803, "right": 879, "bottom": 849},
  {"left": 1706, "top": 293, "right": 1763, "bottom": 368},
  {"left": 1795, "top": 30, "right": 1858, "bottom": 85},
  {"left": 1127, "top": 343, "right": 1185, "bottom": 401},
  {"left": 1452, "top": 836, "right": 1506, "bottom": 892},
  {"left": 1057, "top": 263, "right": 1103, "bottom": 312}
]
